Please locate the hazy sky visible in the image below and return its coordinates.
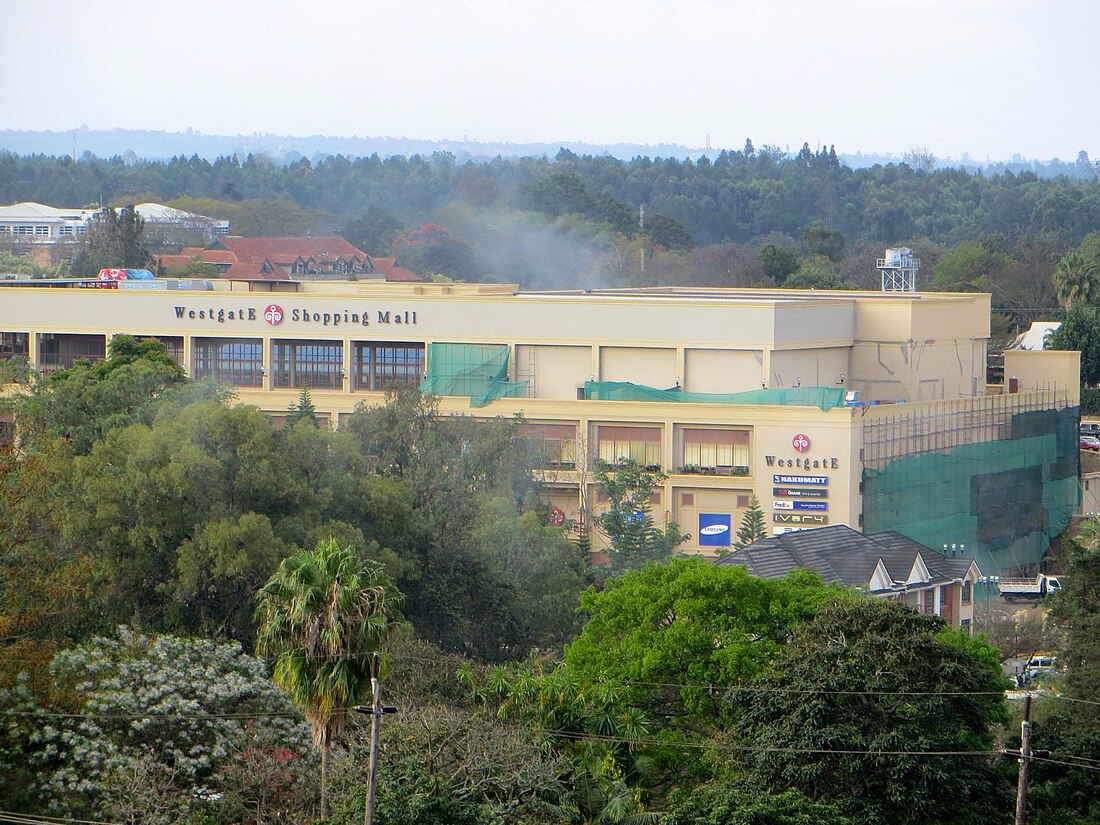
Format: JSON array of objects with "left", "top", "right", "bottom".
[{"left": 2, "top": 0, "right": 1095, "bottom": 160}]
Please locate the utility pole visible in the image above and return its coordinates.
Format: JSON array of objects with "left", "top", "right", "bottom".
[
  {"left": 1014, "top": 694, "right": 1032, "bottom": 825},
  {"left": 638, "top": 205, "right": 645, "bottom": 274},
  {"left": 355, "top": 652, "right": 398, "bottom": 825}
]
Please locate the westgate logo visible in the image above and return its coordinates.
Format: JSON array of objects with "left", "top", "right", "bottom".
[{"left": 264, "top": 304, "right": 283, "bottom": 325}]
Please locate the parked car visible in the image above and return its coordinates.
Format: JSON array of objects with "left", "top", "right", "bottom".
[
  {"left": 1023, "top": 655, "right": 1059, "bottom": 683},
  {"left": 1081, "top": 435, "right": 1100, "bottom": 451}
]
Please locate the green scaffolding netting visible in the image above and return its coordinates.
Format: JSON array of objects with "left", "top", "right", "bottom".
[
  {"left": 862, "top": 406, "right": 1080, "bottom": 576},
  {"left": 419, "top": 343, "right": 528, "bottom": 408},
  {"left": 584, "top": 381, "right": 847, "bottom": 410}
]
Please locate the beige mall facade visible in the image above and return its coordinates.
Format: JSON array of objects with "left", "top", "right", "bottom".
[{"left": 0, "top": 280, "right": 1078, "bottom": 570}]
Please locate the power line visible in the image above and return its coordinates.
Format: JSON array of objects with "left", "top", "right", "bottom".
[
  {"left": 1031, "top": 754, "right": 1100, "bottom": 773},
  {"left": 0, "top": 811, "right": 123, "bottom": 825},
  {"left": 539, "top": 728, "right": 1003, "bottom": 758}
]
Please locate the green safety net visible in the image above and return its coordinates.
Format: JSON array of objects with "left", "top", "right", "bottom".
[
  {"left": 862, "top": 406, "right": 1080, "bottom": 576},
  {"left": 419, "top": 343, "right": 528, "bottom": 408},
  {"left": 584, "top": 381, "right": 847, "bottom": 410}
]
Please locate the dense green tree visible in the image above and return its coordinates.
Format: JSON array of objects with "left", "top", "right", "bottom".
[
  {"left": 759, "top": 244, "right": 800, "bottom": 284},
  {"left": 932, "top": 241, "right": 1016, "bottom": 292},
  {"left": 392, "top": 223, "right": 481, "bottom": 279},
  {"left": 781, "top": 255, "right": 849, "bottom": 290},
  {"left": 167, "top": 196, "right": 324, "bottom": 236},
  {"left": 339, "top": 206, "right": 404, "bottom": 256},
  {"left": 460, "top": 659, "right": 656, "bottom": 824},
  {"left": 734, "top": 599, "right": 1012, "bottom": 825},
  {"left": 1047, "top": 304, "right": 1100, "bottom": 384},
  {"left": 70, "top": 205, "right": 154, "bottom": 276},
  {"left": 564, "top": 559, "right": 847, "bottom": 727},
  {"left": 591, "top": 458, "right": 686, "bottom": 574},
  {"left": 1049, "top": 520, "right": 1100, "bottom": 718},
  {"left": 664, "top": 784, "right": 851, "bottom": 825},
  {"left": 255, "top": 538, "right": 404, "bottom": 818},
  {"left": 800, "top": 223, "right": 846, "bottom": 261},
  {"left": 343, "top": 390, "right": 553, "bottom": 659},
  {"left": 10, "top": 335, "right": 191, "bottom": 454},
  {"left": 647, "top": 214, "right": 695, "bottom": 251},
  {"left": 466, "top": 497, "right": 587, "bottom": 650},
  {"left": 1011, "top": 523, "right": 1100, "bottom": 825},
  {"left": 0, "top": 249, "right": 69, "bottom": 278}
]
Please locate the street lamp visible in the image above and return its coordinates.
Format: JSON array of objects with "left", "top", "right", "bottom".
[{"left": 977, "top": 575, "right": 1001, "bottom": 632}]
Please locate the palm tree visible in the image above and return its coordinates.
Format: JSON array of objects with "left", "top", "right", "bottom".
[
  {"left": 255, "top": 538, "right": 403, "bottom": 818},
  {"left": 1053, "top": 251, "right": 1100, "bottom": 308}
]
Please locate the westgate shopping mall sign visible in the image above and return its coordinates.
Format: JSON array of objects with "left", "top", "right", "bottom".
[{"left": 172, "top": 303, "right": 419, "bottom": 327}]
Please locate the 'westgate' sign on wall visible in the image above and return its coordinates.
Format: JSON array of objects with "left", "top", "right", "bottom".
[{"left": 173, "top": 305, "right": 419, "bottom": 327}]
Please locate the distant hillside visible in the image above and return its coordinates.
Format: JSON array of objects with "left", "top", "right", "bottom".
[
  {"left": 2, "top": 127, "right": 1096, "bottom": 180},
  {"left": 0, "top": 127, "right": 704, "bottom": 165}
]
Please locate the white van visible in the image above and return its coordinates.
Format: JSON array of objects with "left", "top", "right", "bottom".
[{"left": 1023, "top": 655, "right": 1058, "bottom": 682}]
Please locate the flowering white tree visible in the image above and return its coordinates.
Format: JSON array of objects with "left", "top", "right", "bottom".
[{"left": 25, "top": 627, "right": 311, "bottom": 821}]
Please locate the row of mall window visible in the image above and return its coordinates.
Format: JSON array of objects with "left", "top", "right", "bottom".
[
  {"left": 2, "top": 333, "right": 754, "bottom": 475},
  {"left": 0, "top": 333, "right": 422, "bottom": 392},
  {"left": 521, "top": 423, "right": 751, "bottom": 475}
]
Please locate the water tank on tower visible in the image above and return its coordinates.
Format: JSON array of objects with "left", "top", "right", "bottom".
[{"left": 877, "top": 247, "right": 920, "bottom": 292}]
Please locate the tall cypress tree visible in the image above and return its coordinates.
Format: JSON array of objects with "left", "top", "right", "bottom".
[{"left": 734, "top": 493, "right": 766, "bottom": 550}]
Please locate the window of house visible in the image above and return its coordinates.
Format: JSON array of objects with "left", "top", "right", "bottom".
[
  {"left": 192, "top": 338, "right": 263, "bottom": 387},
  {"left": 272, "top": 340, "right": 342, "bottom": 389},
  {"left": 0, "top": 333, "right": 29, "bottom": 359},
  {"left": 921, "top": 590, "right": 936, "bottom": 615},
  {"left": 680, "top": 428, "right": 750, "bottom": 474},
  {"left": 960, "top": 580, "right": 972, "bottom": 605},
  {"left": 681, "top": 492, "right": 695, "bottom": 506},
  {"left": 596, "top": 425, "right": 662, "bottom": 468},
  {"left": 352, "top": 342, "right": 424, "bottom": 391},
  {"left": 521, "top": 422, "right": 578, "bottom": 468}
]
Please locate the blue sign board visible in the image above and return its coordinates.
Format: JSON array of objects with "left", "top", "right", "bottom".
[
  {"left": 773, "top": 474, "right": 829, "bottom": 486},
  {"left": 793, "top": 501, "right": 828, "bottom": 511},
  {"left": 698, "top": 513, "right": 732, "bottom": 547}
]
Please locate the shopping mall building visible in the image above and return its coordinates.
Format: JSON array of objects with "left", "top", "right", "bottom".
[{"left": 0, "top": 278, "right": 1080, "bottom": 576}]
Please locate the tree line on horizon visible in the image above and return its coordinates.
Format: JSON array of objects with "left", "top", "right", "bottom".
[{"left": 2, "top": 144, "right": 1099, "bottom": 299}]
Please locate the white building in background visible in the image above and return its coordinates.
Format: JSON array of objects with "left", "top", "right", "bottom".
[
  {"left": 0, "top": 202, "right": 97, "bottom": 241},
  {"left": 0, "top": 201, "right": 229, "bottom": 265}
]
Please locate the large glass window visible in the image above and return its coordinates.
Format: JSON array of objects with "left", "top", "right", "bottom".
[
  {"left": 596, "top": 425, "right": 662, "bottom": 469},
  {"left": 679, "top": 428, "right": 750, "bottom": 475},
  {"left": 353, "top": 342, "right": 424, "bottom": 391},
  {"left": 522, "top": 422, "right": 578, "bottom": 468},
  {"left": 273, "top": 340, "right": 342, "bottom": 389},
  {"left": 192, "top": 338, "right": 262, "bottom": 387},
  {"left": 0, "top": 333, "right": 29, "bottom": 359},
  {"left": 37, "top": 333, "right": 105, "bottom": 374}
]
